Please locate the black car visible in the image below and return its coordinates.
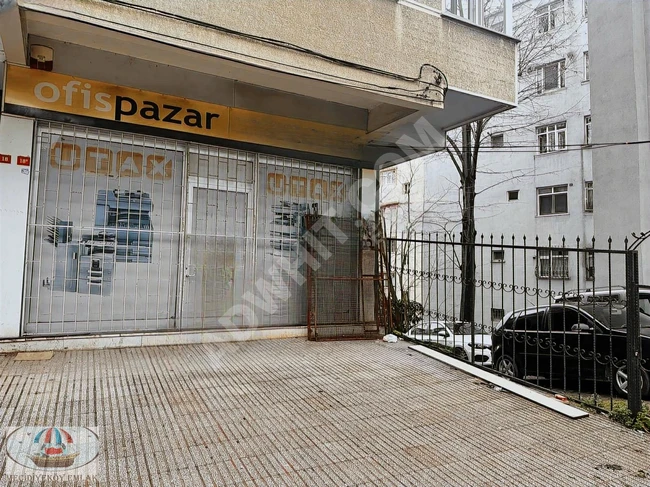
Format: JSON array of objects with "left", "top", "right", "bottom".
[{"left": 491, "top": 304, "right": 650, "bottom": 397}]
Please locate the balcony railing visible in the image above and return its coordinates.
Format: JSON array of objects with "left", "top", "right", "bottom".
[{"left": 445, "top": 0, "right": 513, "bottom": 36}]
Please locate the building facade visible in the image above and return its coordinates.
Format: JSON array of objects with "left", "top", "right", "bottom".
[
  {"left": 589, "top": 0, "right": 650, "bottom": 286},
  {"left": 382, "top": 0, "right": 593, "bottom": 324},
  {"left": 0, "top": 0, "right": 516, "bottom": 341}
]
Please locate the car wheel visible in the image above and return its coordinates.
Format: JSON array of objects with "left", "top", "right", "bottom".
[
  {"left": 496, "top": 355, "right": 520, "bottom": 378},
  {"left": 454, "top": 348, "right": 469, "bottom": 361},
  {"left": 614, "top": 365, "right": 650, "bottom": 397}
]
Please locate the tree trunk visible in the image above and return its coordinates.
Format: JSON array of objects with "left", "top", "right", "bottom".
[{"left": 459, "top": 124, "right": 476, "bottom": 324}]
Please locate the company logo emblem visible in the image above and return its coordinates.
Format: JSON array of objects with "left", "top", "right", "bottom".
[{"left": 5, "top": 426, "right": 99, "bottom": 478}]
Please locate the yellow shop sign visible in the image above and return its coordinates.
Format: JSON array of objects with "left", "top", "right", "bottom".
[{"left": 4, "top": 65, "right": 229, "bottom": 138}]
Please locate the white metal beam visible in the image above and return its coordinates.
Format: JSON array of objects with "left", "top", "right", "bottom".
[{"left": 409, "top": 344, "right": 589, "bottom": 419}]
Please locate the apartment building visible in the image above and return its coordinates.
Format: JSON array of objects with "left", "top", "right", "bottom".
[{"left": 381, "top": 0, "right": 591, "bottom": 323}]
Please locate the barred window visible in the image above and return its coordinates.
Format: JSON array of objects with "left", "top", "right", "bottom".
[{"left": 537, "top": 249, "right": 570, "bottom": 279}]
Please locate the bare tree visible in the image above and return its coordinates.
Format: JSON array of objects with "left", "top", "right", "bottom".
[{"left": 443, "top": 1, "right": 587, "bottom": 324}]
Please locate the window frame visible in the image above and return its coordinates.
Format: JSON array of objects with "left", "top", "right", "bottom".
[
  {"left": 491, "top": 133, "right": 504, "bottom": 148},
  {"left": 537, "top": 184, "right": 569, "bottom": 216},
  {"left": 584, "top": 180, "right": 593, "bottom": 212},
  {"left": 536, "top": 59, "right": 566, "bottom": 94},
  {"left": 584, "top": 115, "right": 592, "bottom": 145},
  {"left": 536, "top": 1, "right": 564, "bottom": 34},
  {"left": 537, "top": 248, "right": 570, "bottom": 279},
  {"left": 583, "top": 51, "right": 590, "bottom": 81},
  {"left": 380, "top": 170, "right": 396, "bottom": 187},
  {"left": 537, "top": 122, "right": 567, "bottom": 153},
  {"left": 491, "top": 250, "right": 505, "bottom": 263}
]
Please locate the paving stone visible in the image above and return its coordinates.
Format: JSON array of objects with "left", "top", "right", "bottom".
[{"left": 0, "top": 339, "right": 650, "bottom": 486}]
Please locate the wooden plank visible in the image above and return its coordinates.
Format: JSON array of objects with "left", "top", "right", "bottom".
[{"left": 409, "top": 345, "right": 589, "bottom": 419}]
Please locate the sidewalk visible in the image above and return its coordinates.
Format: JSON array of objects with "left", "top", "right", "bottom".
[{"left": 1, "top": 338, "right": 649, "bottom": 486}]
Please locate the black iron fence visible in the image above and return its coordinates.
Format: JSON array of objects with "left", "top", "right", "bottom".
[{"left": 383, "top": 233, "right": 647, "bottom": 415}]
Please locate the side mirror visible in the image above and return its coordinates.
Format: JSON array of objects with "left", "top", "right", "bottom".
[
  {"left": 437, "top": 331, "right": 448, "bottom": 337},
  {"left": 571, "top": 323, "right": 591, "bottom": 332}
]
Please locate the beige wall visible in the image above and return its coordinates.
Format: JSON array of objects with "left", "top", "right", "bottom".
[{"left": 20, "top": 0, "right": 517, "bottom": 105}]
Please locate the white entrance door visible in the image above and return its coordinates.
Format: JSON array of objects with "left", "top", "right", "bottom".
[{"left": 181, "top": 176, "right": 253, "bottom": 329}]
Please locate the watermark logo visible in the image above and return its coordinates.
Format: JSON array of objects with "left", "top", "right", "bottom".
[{"left": 5, "top": 426, "right": 99, "bottom": 481}]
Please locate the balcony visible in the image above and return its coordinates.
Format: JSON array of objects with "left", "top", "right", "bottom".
[{"left": 444, "top": 0, "right": 513, "bottom": 36}]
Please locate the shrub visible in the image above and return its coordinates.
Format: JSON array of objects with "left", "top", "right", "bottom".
[{"left": 392, "top": 299, "right": 424, "bottom": 332}]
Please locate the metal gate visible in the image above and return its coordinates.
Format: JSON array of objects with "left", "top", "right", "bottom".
[
  {"left": 24, "top": 123, "right": 185, "bottom": 335},
  {"left": 23, "top": 122, "right": 359, "bottom": 335}
]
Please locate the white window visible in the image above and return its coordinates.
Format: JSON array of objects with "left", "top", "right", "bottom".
[
  {"left": 381, "top": 170, "right": 396, "bottom": 187},
  {"left": 584, "top": 51, "right": 590, "bottom": 81},
  {"left": 536, "top": 60, "right": 566, "bottom": 93},
  {"left": 537, "top": 1, "right": 564, "bottom": 33},
  {"left": 492, "top": 250, "right": 505, "bottom": 262},
  {"left": 507, "top": 190, "right": 519, "bottom": 201},
  {"left": 584, "top": 181, "right": 593, "bottom": 211},
  {"left": 538, "top": 185, "right": 568, "bottom": 215},
  {"left": 537, "top": 122, "right": 567, "bottom": 153},
  {"left": 491, "top": 134, "right": 504, "bottom": 148},
  {"left": 537, "top": 249, "right": 570, "bottom": 279},
  {"left": 584, "top": 115, "right": 591, "bottom": 145}
]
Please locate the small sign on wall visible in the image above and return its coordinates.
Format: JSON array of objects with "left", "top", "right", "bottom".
[
  {"left": 0, "top": 154, "right": 11, "bottom": 164},
  {"left": 17, "top": 156, "right": 30, "bottom": 167}
]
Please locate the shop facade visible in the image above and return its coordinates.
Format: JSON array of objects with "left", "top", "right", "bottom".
[
  {"left": 0, "top": 0, "right": 517, "bottom": 344},
  {"left": 3, "top": 67, "right": 360, "bottom": 337}
]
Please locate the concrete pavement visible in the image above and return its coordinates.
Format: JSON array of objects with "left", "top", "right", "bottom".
[{"left": 0, "top": 338, "right": 649, "bottom": 486}]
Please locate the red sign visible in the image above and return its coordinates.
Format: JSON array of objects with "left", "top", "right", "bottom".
[
  {"left": 17, "top": 156, "right": 30, "bottom": 167},
  {"left": 0, "top": 154, "right": 11, "bottom": 164}
]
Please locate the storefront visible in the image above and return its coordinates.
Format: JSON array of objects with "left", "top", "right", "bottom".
[{"left": 3, "top": 65, "right": 361, "bottom": 337}]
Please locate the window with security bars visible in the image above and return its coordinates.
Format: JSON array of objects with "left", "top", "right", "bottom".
[
  {"left": 537, "top": 249, "right": 570, "bottom": 279},
  {"left": 538, "top": 185, "right": 568, "bottom": 215},
  {"left": 537, "top": 1, "right": 563, "bottom": 33},
  {"left": 536, "top": 60, "right": 566, "bottom": 93},
  {"left": 538, "top": 122, "right": 567, "bottom": 153},
  {"left": 584, "top": 181, "right": 593, "bottom": 211}
]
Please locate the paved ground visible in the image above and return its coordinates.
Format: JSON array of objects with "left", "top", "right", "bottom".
[{"left": 0, "top": 338, "right": 649, "bottom": 486}]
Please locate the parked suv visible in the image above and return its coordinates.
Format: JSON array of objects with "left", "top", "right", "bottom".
[
  {"left": 492, "top": 304, "right": 650, "bottom": 397},
  {"left": 554, "top": 285, "right": 650, "bottom": 328}
]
